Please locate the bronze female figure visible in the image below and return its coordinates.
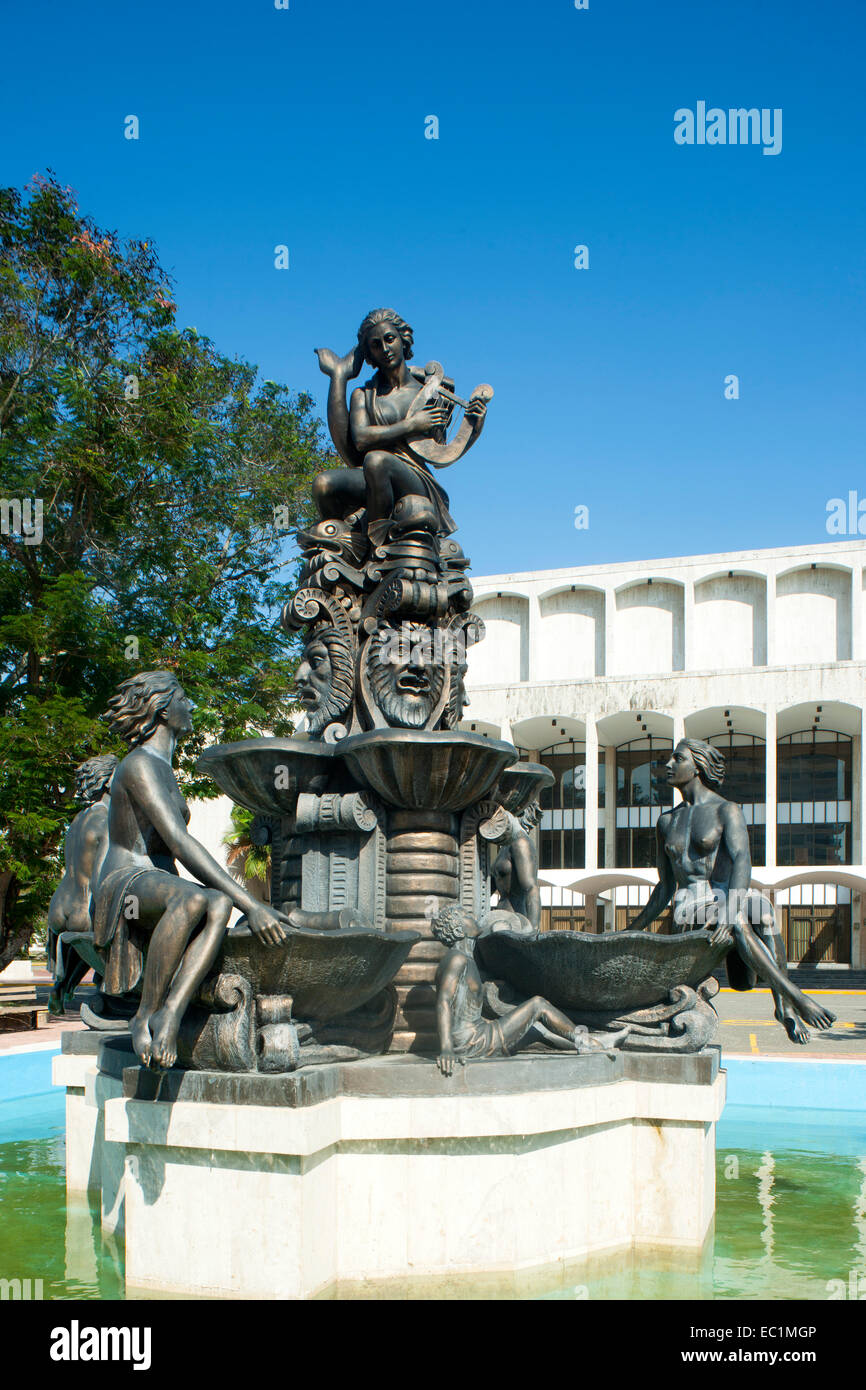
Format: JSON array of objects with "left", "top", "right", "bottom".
[
  {"left": 92, "top": 671, "right": 290, "bottom": 1070},
  {"left": 631, "top": 738, "right": 834, "bottom": 1043}
]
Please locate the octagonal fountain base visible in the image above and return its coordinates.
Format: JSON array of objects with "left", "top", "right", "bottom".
[{"left": 55, "top": 1036, "right": 725, "bottom": 1299}]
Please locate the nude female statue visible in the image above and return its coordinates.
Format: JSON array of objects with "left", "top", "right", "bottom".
[
  {"left": 46, "top": 754, "right": 118, "bottom": 1015},
  {"left": 312, "top": 308, "right": 489, "bottom": 545},
  {"left": 92, "top": 671, "right": 290, "bottom": 1070},
  {"left": 630, "top": 738, "right": 835, "bottom": 1043},
  {"left": 489, "top": 801, "right": 543, "bottom": 930}
]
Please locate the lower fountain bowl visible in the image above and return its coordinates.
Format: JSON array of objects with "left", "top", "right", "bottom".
[
  {"left": 477, "top": 928, "right": 731, "bottom": 1013},
  {"left": 219, "top": 924, "right": 420, "bottom": 1021}
]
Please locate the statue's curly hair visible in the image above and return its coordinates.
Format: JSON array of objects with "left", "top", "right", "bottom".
[
  {"left": 680, "top": 738, "right": 726, "bottom": 791},
  {"left": 104, "top": 670, "right": 183, "bottom": 749},
  {"left": 431, "top": 902, "right": 474, "bottom": 947},
  {"left": 74, "top": 754, "right": 119, "bottom": 804},
  {"left": 357, "top": 308, "right": 414, "bottom": 365}
]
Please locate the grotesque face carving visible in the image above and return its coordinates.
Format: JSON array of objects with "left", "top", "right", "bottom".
[
  {"left": 368, "top": 622, "right": 446, "bottom": 729},
  {"left": 295, "top": 637, "right": 333, "bottom": 734}
]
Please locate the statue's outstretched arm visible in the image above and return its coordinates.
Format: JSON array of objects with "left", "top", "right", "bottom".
[
  {"left": 124, "top": 757, "right": 277, "bottom": 921},
  {"left": 315, "top": 345, "right": 365, "bottom": 467},
  {"left": 435, "top": 956, "right": 464, "bottom": 1076}
]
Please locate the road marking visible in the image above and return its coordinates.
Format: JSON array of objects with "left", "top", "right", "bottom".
[
  {"left": 723, "top": 1019, "right": 856, "bottom": 1027},
  {"left": 749, "top": 1032, "right": 759, "bottom": 1054},
  {"left": 720, "top": 988, "right": 864, "bottom": 996}
]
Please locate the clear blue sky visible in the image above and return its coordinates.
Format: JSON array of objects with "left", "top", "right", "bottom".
[{"left": 3, "top": 0, "right": 864, "bottom": 576}]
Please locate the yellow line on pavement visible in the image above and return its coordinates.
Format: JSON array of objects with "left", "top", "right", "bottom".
[
  {"left": 749, "top": 1032, "right": 759, "bottom": 1054},
  {"left": 720, "top": 988, "right": 863, "bottom": 996},
  {"left": 723, "top": 1019, "right": 856, "bottom": 1027}
]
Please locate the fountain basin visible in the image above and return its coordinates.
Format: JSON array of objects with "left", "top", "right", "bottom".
[
  {"left": 196, "top": 738, "right": 335, "bottom": 815},
  {"left": 219, "top": 924, "right": 420, "bottom": 1021},
  {"left": 477, "top": 928, "right": 731, "bottom": 1013},
  {"left": 338, "top": 730, "right": 516, "bottom": 811}
]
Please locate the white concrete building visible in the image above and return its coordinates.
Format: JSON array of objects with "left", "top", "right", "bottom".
[{"left": 460, "top": 538, "right": 866, "bottom": 968}]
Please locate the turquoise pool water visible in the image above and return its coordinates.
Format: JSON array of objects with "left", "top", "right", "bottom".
[{"left": 1, "top": 1049, "right": 864, "bottom": 1300}]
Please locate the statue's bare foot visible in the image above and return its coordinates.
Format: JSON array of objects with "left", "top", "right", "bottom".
[
  {"left": 780, "top": 1012, "right": 811, "bottom": 1044},
  {"left": 797, "top": 997, "right": 835, "bottom": 1031},
  {"left": 48, "top": 991, "right": 64, "bottom": 1018},
  {"left": 574, "top": 1025, "right": 629, "bottom": 1053},
  {"left": 148, "top": 1007, "right": 180, "bottom": 1071},
  {"left": 315, "top": 345, "right": 364, "bottom": 379},
  {"left": 131, "top": 1012, "right": 154, "bottom": 1066}
]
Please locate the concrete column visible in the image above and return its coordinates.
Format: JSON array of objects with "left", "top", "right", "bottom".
[
  {"left": 851, "top": 566, "right": 864, "bottom": 661},
  {"left": 682, "top": 582, "right": 694, "bottom": 672},
  {"left": 584, "top": 718, "right": 599, "bottom": 871},
  {"left": 604, "top": 589, "right": 615, "bottom": 677},
  {"left": 764, "top": 707, "right": 777, "bottom": 868},
  {"left": 854, "top": 894, "right": 865, "bottom": 969},
  {"left": 500, "top": 718, "right": 515, "bottom": 749},
  {"left": 672, "top": 714, "right": 685, "bottom": 748},
  {"left": 765, "top": 570, "right": 776, "bottom": 667},
  {"left": 604, "top": 743, "right": 616, "bottom": 869},
  {"left": 857, "top": 723, "right": 866, "bottom": 866},
  {"left": 526, "top": 592, "right": 541, "bottom": 682},
  {"left": 852, "top": 732, "right": 862, "bottom": 864},
  {"left": 583, "top": 892, "right": 598, "bottom": 935}
]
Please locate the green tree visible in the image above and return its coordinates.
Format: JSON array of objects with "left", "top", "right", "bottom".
[
  {"left": 0, "top": 172, "right": 329, "bottom": 966},
  {"left": 222, "top": 805, "right": 271, "bottom": 902}
]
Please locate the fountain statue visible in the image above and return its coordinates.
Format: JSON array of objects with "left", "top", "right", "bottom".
[
  {"left": 73, "top": 311, "right": 832, "bottom": 1075},
  {"left": 46, "top": 755, "right": 118, "bottom": 1015},
  {"left": 628, "top": 738, "right": 835, "bottom": 1043},
  {"left": 56, "top": 310, "right": 777, "bottom": 1298}
]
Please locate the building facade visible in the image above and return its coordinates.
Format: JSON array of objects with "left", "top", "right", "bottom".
[{"left": 461, "top": 538, "right": 866, "bottom": 967}]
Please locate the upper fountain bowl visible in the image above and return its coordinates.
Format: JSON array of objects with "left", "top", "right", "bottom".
[
  {"left": 338, "top": 730, "right": 517, "bottom": 812},
  {"left": 196, "top": 738, "right": 335, "bottom": 815}
]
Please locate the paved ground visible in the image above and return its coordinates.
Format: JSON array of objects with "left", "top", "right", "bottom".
[
  {"left": 718, "top": 986, "right": 866, "bottom": 1057},
  {"left": 3, "top": 985, "right": 866, "bottom": 1058}
]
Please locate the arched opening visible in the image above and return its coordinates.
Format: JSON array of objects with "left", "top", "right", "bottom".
[
  {"left": 467, "top": 593, "right": 529, "bottom": 684},
  {"left": 705, "top": 730, "right": 766, "bottom": 865},
  {"left": 775, "top": 566, "right": 852, "bottom": 664},
  {"left": 612, "top": 580, "right": 684, "bottom": 676},
  {"left": 529, "top": 738, "right": 604, "bottom": 871},
  {"left": 537, "top": 587, "right": 605, "bottom": 679},
  {"left": 777, "top": 729, "right": 853, "bottom": 866},
  {"left": 692, "top": 572, "right": 767, "bottom": 668},
  {"left": 614, "top": 732, "right": 674, "bottom": 870}
]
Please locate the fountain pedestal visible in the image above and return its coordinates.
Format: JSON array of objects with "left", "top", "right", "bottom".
[{"left": 55, "top": 1036, "right": 724, "bottom": 1299}]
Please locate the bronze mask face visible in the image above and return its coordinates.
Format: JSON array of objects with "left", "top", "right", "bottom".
[{"left": 368, "top": 623, "right": 446, "bottom": 729}]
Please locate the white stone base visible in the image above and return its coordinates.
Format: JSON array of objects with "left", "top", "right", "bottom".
[
  {"left": 93, "top": 1067, "right": 724, "bottom": 1300},
  {"left": 51, "top": 1048, "right": 126, "bottom": 1233}
]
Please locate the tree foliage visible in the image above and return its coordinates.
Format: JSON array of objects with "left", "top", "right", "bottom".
[{"left": 0, "top": 173, "right": 329, "bottom": 963}]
